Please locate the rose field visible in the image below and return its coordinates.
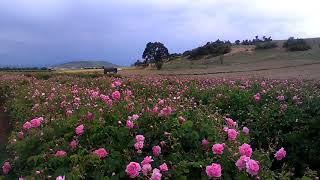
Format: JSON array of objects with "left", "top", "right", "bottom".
[{"left": 0, "top": 73, "right": 319, "bottom": 179}]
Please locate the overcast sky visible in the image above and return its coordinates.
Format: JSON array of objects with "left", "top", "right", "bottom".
[{"left": 0, "top": 0, "right": 319, "bottom": 67}]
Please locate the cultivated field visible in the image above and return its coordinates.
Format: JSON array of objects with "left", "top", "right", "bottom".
[{"left": 0, "top": 73, "right": 319, "bottom": 179}]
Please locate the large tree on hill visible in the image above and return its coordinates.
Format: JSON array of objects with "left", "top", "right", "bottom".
[{"left": 142, "top": 42, "right": 169, "bottom": 64}]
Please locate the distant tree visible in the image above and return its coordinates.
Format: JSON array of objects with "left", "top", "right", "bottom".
[
  {"left": 235, "top": 40, "right": 240, "bottom": 45},
  {"left": 142, "top": 42, "right": 169, "bottom": 65},
  {"left": 283, "top": 37, "right": 311, "bottom": 51}
]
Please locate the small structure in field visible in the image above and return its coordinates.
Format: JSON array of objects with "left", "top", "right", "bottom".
[{"left": 103, "top": 66, "right": 117, "bottom": 74}]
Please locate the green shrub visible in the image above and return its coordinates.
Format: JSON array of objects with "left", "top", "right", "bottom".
[
  {"left": 184, "top": 40, "right": 231, "bottom": 59},
  {"left": 283, "top": 37, "right": 311, "bottom": 51}
]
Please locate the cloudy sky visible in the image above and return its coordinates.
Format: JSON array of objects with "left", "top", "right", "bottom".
[{"left": 0, "top": 0, "right": 319, "bottom": 67}]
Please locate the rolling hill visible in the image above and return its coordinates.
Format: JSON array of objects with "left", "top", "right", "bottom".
[
  {"left": 122, "top": 37, "right": 320, "bottom": 79},
  {"left": 162, "top": 37, "right": 320, "bottom": 70},
  {"left": 53, "top": 61, "right": 119, "bottom": 69}
]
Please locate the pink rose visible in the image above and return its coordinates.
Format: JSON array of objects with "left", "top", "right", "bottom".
[
  {"left": 142, "top": 164, "right": 152, "bottom": 176},
  {"left": 178, "top": 116, "right": 186, "bottom": 124},
  {"left": 23, "top": 121, "right": 32, "bottom": 130},
  {"left": 159, "top": 106, "right": 172, "bottom": 117},
  {"left": 113, "top": 81, "right": 122, "bottom": 87},
  {"left": 126, "top": 120, "right": 134, "bottom": 129},
  {"left": 150, "top": 168, "right": 162, "bottom": 180},
  {"left": 85, "top": 112, "right": 94, "bottom": 121},
  {"left": 277, "top": 95, "right": 285, "bottom": 101},
  {"left": 94, "top": 148, "right": 108, "bottom": 158},
  {"left": 158, "top": 99, "right": 165, "bottom": 106},
  {"left": 246, "top": 159, "right": 260, "bottom": 176},
  {"left": 55, "top": 150, "right": 67, "bottom": 157},
  {"left": 206, "top": 163, "right": 222, "bottom": 177},
  {"left": 152, "top": 146, "right": 161, "bottom": 157},
  {"left": 100, "top": 94, "right": 109, "bottom": 103},
  {"left": 75, "top": 124, "right": 84, "bottom": 135},
  {"left": 135, "top": 135, "right": 145, "bottom": 142},
  {"left": 18, "top": 131, "right": 24, "bottom": 139},
  {"left": 201, "top": 138, "right": 209, "bottom": 147},
  {"left": 239, "top": 143, "right": 252, "bottom": 157},
  {"left": 125, "top": 162, "right": 141, "bottom": 178},
  {"left": 227, "top": 129, "right": 238, "bottom": 141},
  {"left": 30, "top": 117, "right": 43, "bottom": 128},
  {"left": 2, "top": 161, "right": 11, "bottom": 175},
  {"left": 131, "top": 114, "right": 140, "bottom": 121},
  {"left": 141, "top": 156, "right": 153, "bottom": 165},
  {"left": 254, "top": 93, "right": 261, "bottom": 102},
  {"left": 134, "top": 142, "right": 144, "bottom": 152},
  {"left": 125, "top": 89, "right": 133, "bottom": 96},
  {"left": 226, "top": 118, "right": 236, "bottom": 127},
  {"left": 69, "top": 140, "right": 77, "bottom": 149},
  {"left": 107, "top": 99, "right": 113, "bottom": 107},
  {"left": 235, "top": 155, "right": 250, "bottom": 170},
  {"left": 112, "top": 91, "right": 121, "bottom": 100},
  {"left": 56, "top": 176, "right": 65, "bottom": 180},
  {"left": 274, "top": 147, "right": 286, "bottom": 160},
  {"left": 212, "top": 143, "right": 224, "bottom": 155},
  {"left": 242, "top": 127, "right": 249, "bottom": 135},
  {"left": 159, "top": 163, "right": 168, "bottom": 172}
]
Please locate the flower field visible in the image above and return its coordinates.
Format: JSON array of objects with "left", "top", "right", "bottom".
[{"left": 0, "top": 73, "right": 319, "bottom": 179}]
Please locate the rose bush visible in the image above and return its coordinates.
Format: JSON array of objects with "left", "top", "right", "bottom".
[{"left": 0, "top": 73, "right": 318, "bottom": 179}]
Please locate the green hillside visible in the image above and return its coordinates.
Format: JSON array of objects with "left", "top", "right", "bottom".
[{"left": 163, "top": 38, "right": 320, "bottom": 70}]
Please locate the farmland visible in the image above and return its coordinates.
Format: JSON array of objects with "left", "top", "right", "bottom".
[{"left": 0, "top": 73, "right": 319, "bottom": 179}]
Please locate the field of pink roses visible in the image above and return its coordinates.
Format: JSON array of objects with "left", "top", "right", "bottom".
[{"left": 0, "top": 73, "right": 319, "bottom": 179}]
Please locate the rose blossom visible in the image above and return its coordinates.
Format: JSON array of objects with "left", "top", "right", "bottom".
[
  {"left": 2, "top": 161, "right": 11, "bottom": 175},
  {"left": 242, "top": 127, "right": 249, "bottom": 135},
  {"left": 246, "top": 159, "right": 260, "bottom": 176},
  {"left": 55, "top": 150, "right": 67, "bottom": 157},
  {"left": 125, "top": 162, "right": 141, "bottom": 178},
  {"left": 201, "top": 138, "right": 209, "bottom": 147},
  {"left": 75, "top": 124, "right": 84, "bottom": 135},
  {"left": 112, "top": 91, "right": 121, "bottom": 100},
  {"left": 226, "top": 118, "right": 236, "bottom": 127},
  {"left": 56, "top": 176, "right": 65, "bottom": 180},
  {"left": 94, "top": 148, "right": 108, "bottom": 158},
  {"left": 141, "top": 156, "right": 153, "bottom": 165},
  {"left": 152, "top": 146, "right": 161, "bottom": 157},
  {"left": 142, "top": 164, "right": 152, "bottom": 176},
  {"left": 239, "top": 143, "right": 252, "bottom": 157},
  {"left": 23, "top": 121, "right": 32, "bottom": 130},
  {"left": 206, "top": 163, "right": 222, "bottom": 177},
  {"left": 126, "top": 120, "right": 134, "bottom": 129},
  {"left": 254, "top": 93, "right": 261, "bottom": 102},
  {"left": 212, "top": 143, "right": 224, "bottom": 155},
  {"left": 178, "top": 116, "right": 186, "bottom": 124},
  {"left": 274, "top": 147, "right": 286, "bottom": 160},
  {"left": 135, "top": 135, "right": 145, "bottom": 142},
  {"left": 150, "top": 168, "right": 162, "bottom": 180},
  {"left": 227, "top": 129, "right": 238, "bottom": 141},
  {"left": 159, "top": 163, "right": 168, "bottom": 172},
  {"left": 30, "top": 117, "right": 43, "bottom": 128},
  {"left": 70, "top": 140, "right": 77, "bottom": 149},
  {"left": 134, "top": 142, "right": 144, "bottom": 153},
  {"left": 235, "top": 155, "right": 250, "bottom": 170}
]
